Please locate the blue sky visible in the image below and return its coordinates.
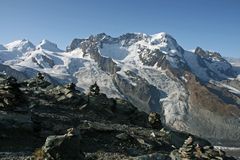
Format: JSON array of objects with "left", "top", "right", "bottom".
[{"left": 0, "top": 0, "right": 239, "bottom": 57}]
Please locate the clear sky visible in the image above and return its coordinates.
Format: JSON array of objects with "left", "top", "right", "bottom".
[{"left": 0, "top": 0, "right": 239, "bottom": 57}]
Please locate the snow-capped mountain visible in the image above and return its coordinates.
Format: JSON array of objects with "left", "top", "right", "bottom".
[
  {"left": 36, "top": 39, "right": 63, "bottom": 52},
  {"left": 0, "top": 32, "right": 240, "bottom": 147},
  {"left": 5, "top": 39, "right": 35, "bottom": 53}
]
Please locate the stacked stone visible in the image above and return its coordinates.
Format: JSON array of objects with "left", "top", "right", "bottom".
[
  {"left": 178, "top": 136, "right": 194, "bottom": 160},
  {"left": 0, "top": 76, "right": 22, "bottom": 110},
  {"left": 49, "top": 82, "right": 86, "bottom": 107},
  {"left": 53, "top": 83, "right": 74, "bottom": 101},
  {"left": 201, "top": 146, "right": 226, "bottom": 160},
  {"left": 37, "top": 72, "right": 44, "bottom": 80},
  {"left": 89, "top": 82, "right": 100, "bottom": 96},
  {"left": 62, "top": 83, "right": 76, "bottom": 98},
  {"left": 148, "top": 112, "right": 162, "bottom": 129},
  {"left": 66, "top": 83, "right": 76, "bottom": 91},
  {"left": 27, "top": 72, "right": 51, "bottom": 89},
  {"left": 172, "top": 136, "right": 227, "bottom": 160},
  {"left": 194, "top": 144, "right": 203, "bottom": 159}
]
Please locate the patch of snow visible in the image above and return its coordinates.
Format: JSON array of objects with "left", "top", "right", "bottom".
[
  {"left": 181, "top": 76, "right": 188, "bottom": 82},
  {"left": 99, "top": 43, "right": 129, "bottom": 60}
]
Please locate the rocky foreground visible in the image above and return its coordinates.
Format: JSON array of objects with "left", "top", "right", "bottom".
[{"left": 0, "top": 73, "right": 237, "bottom": 160}]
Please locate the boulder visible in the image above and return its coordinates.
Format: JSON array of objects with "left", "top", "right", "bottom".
[{"left": 36, "top": 128, "right": 84, "bottom": 160}]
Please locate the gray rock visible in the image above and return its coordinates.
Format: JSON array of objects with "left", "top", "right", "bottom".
[{"left": 41, "top": 129, "right": 84, "bottom": 160}]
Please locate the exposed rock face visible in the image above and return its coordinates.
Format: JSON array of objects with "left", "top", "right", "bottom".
[
  {"left": 139, "top": 48, "right": 167, "bottom": 67},
  {"left": 185, "top": 74, "right": 240, "bottom": 146},
  {"left": 189, "top": 47, "right": 236, "bottom": 81},
  {"left": 31, "top": 54, "right": 55, "bottom": 68},
  {"left": 206, "top": 81, "right": 240, "bottom": 106},
  {"left": 114, "top": 70, "right": 164, "bottom": 113},
  {"left": 66, "top": 33, "right": 120, "bottom": 74}
]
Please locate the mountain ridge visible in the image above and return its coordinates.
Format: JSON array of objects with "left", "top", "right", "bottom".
[{"left": 0, "top": 32, "right": 239, "bottom": 147}]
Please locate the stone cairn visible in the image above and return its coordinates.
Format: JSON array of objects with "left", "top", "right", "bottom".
[
  {"left": 0, "top": 76, "right": 22, "bottom": 109},
  {"left": 27, "top": 72, "right": 50, "bottom": 89},
  {"left": 201, "top": 145, "right": 226, "bottom": 160},
  {"left": 37, "top": 72, "right": 44, "bottom": 80},
  {"left": 178, "top": 136, "right": 194, "bottom": 160},
  {"left": 66, "top": 83, "right": 76, "bottom": 91},
  {"left": 148, "top": 112, "right": 162, "bottom": 129},
  {"left": 63, "top": 83, "right": 76, "bottom": 96},
  {"left": 89, "top": 82, "right": 100, "bottom": 96},
  {"left": 174, "top": 136, "right": 227, "bottom": 160},
  {"left": 55, "top": 83, "right": 77, "bottom": 101}
]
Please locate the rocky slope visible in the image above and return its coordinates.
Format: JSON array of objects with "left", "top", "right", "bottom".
[
  {"left": 0, "top": 32, "right": 239, "bottom": 149},
  {"left": 0, "top": 74, "right": 237, "bottom": 159}
]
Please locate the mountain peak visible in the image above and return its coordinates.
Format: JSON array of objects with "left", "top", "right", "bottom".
[
  {"left": 150, "top": 32, "right": 178, "bottom": 47},
  {"left": 152, "top": 32, "right": 169, "bottom": 37},
  {"left": 194, "top": 47, "right": 226, "bottom": 62},
  {"left": 36, "top": 39, "right": 62, "bottom": 52},
  {"left": 5, "top": 39, "right": 35, "bottom": 53}
]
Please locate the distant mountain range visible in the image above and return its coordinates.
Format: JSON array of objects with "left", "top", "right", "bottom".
[{"left": 0, "top": 32, "right": 239, "bottom": 147}]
